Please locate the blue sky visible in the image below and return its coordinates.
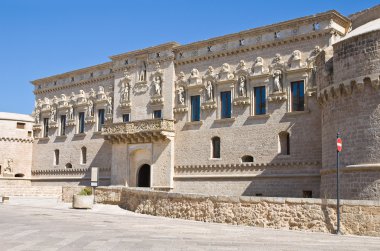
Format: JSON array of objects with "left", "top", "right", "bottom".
[{"left": 0, "top": 0, "right": 378, "bottom": 114}]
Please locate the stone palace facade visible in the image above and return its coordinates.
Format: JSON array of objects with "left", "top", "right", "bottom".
[{"left": 2, "top": 5, "right": 380, "bottom": 200}]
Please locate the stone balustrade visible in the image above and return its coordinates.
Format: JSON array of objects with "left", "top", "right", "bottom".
[{"left": 102, "top": 119, "right": 175, "bottom": 143}]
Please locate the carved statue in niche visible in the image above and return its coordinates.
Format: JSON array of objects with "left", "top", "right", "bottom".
[
  {"left": 50, "top": 106, "right": 57, "bottom": 122},
  {"left": 69, "top": 105, "right": 74, "bottom": 120},
  {"left": 87, "top": 99, "right": 94, "bottom": 117},
  {"left": 190, "top": 68, "right": 199, "bottom": 78},
  {"left": 153, "top": 76, "right": 162, "bottom": 96},
  {"left": 206, "top": 81, "right": 214, "bottom": 101},
  {"left": 44, "top": 97, "right": 49, "bottom": 105},
  {"left": 34, "top": 108, "right": 40, "bottom": 124},
  {"left": 273, "top": 70, "right": 283, "bottom": 93},
  {"left": 107, "top": 97, "right": 113, "bottom": 114},
  {"left": 139, "top": 62, "right": 147, "bottom": 82},
  {"left": 4, "top": 159, "right": 13, "bottom": 174},
  {"left": 79, "top": 90, "right": 85, "bottom": 97},
  {"left": 177, "top": 87, "right": 185, "bottom": 105},
  {"left": 123, "top": 69, "right": 131, "bottom": 80},
  {"left": 98, "top": 86, "right": 104, "bottom": 94},
  {"left": 238, "top": 75, "right": 247, "bottom": 97},
  {"left": 121, "top": 82, "right": 130, "bottom": 102}
]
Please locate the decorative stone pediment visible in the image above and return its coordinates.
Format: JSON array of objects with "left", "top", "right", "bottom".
[
  {"left": 218, "top": 63, "right": 234, "bottom": 83},
  {"left": 151, "top": 62, "right": 164, "bottom": 78},
  {"left": 188, "top": 68, "right": 202, "bottom": 88},
  {"left": 42, "top": 97, "right": 51, "bottom": 112},
  {"left": 203, "top": 66, "right": 218, "bottom": 82},
  {"left": 76, "top": 90, "right": 87, "bottom": 106},
  {"left": 254, "top": 57, "right": 270, "bottom": 77},
  {"left": 58, "top": 94, "right": 69, "bottom": 108},
  {"left": 289, "top": 50, "right": 307, "bottom": 69},
  {"left": 96, "top": 86, "right": 107, "bottom": 102},
  {"left": 235, "top": 60, "right": 249, "bottom": 76},
  {"left": 175, "top": 72, "right": 187, "bottom": 87},
  {"left": 88, "top": 88, "right": 96, "bottom": 100}
]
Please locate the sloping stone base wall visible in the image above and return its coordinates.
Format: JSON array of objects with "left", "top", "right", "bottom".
[
  {"left": 0, "top": 178, "right": 62, "bottom": 197},
  {"left": 91, "top": 187, "right": 380, "bottom": 237}
]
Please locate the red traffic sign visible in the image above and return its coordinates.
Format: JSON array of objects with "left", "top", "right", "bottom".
[{"left": 337, "top": 138, "right": 342, "bottom": 152}]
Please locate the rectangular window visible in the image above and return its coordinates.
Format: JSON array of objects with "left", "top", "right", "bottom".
[
  {"left": 43, "top": 118, "right": 49, "bottom": 137},
  {"left": 16, "top": 122, "right": 25, "bottom": 129},
  {"left": 153, "top": 110, "right": 162, "bottom": 119},
  {"left": 220, "top": 91, "right": 231, "bottom": 119},
  {"left": 122, "top": 114, "right": 130, "bottom": 123},
  {"left": 291, "top": 81, "right": 305, "bottom": 111},
  {"left": 191, "top": 95, "right": 201, "bottom": 121},
  {"left": 254, "top": 86, "right": 266, "bottom": 115},
  {"left": 97, "top": 109, "right": 105, "bottom": 131},
  {"left": 78, "top": 112, "right": 85, "bottom": 133},
  {"left": 60, "top": 115, "right": 66, "bottom": 136}
]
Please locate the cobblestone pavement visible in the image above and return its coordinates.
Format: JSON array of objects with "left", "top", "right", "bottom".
[{"left": 0, "top": 197, "right": 379, "bottom": 251}]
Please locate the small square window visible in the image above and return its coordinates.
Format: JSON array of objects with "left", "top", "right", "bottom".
[
  {"left": 313, "top": 22, "right": 320, "bottom": 31},
  {"left": 16, "top": 122, "right": 25, "bottom": 129},
  {"left": 28, "top": 131, "right": 32, "bottom": 137},
  {"left": 303, "top": 190, "right": 312, "bottom": 198},
  {"left": 123, "top": 114, "right": 130, "bottom": 123},
  {"left": 153, "top": 110, "right": 162, "bottom": 119}
]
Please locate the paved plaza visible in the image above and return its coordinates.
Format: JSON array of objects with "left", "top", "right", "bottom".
[{"left": 0, "top": 197, "right": 379, "bottom": 251}]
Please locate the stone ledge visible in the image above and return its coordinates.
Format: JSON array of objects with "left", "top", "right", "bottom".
[{"left": 320, "top": 163, "right": 380, "bottom": 175}]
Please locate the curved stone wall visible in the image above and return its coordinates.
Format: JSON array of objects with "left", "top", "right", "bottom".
[{"left": 320, "top": 29, "right": 380, "bottom": 199}]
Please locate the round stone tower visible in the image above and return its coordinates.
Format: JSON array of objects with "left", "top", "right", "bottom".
[{"left": 318, "top": 17, "right": 380, "bottom": 199}]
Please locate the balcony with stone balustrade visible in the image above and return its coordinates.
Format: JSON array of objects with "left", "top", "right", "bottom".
[{"left": 102, "top": 119, "right": 175, "bottom": 144}]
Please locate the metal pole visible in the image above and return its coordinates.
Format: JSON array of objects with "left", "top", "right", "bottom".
[{"left": 336, "top": 132, "right": 340, "bottom": 235}]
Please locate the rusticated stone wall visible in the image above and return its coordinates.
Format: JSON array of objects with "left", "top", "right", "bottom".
[{"left": 91, "top": 187, "right": 380, "bottom": 237}]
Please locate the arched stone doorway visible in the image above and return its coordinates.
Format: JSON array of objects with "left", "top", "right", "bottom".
[{"left": 137, "top": 164, "right": 150, "bottom": 187}]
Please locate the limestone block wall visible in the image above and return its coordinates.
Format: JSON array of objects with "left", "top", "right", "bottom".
[
  {"left": 319, "top": 28, "right": 380, "bottom": 199},
  {"left": 172, "top": 37, "right": 327, "bottom": 197},
  {"left": 91, "top": 187, "right": 380, "bottom": 237},
  {"left": 0, "top": 113, "right": 34, "bottom": 177},
  {"left": 32, "top": 73, "right": 114, "bottom": 185}
]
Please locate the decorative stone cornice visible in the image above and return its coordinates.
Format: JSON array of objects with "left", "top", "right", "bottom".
[
  {"left": 0, "top": 137, "right": 34, "bottom": 143},
  {"left": 31, "top": 61, "right": 113, "bottom": 85},
  {"left": 174, "top": 30, "right": 338, "bottom": 66},
  {"left": 175, "top": 161, "right": 321, "bottom": 176},
  {"left": 31, "top": 167, "right": 111, "bottom": 176},
  {"left": 109, "top": 42, "right": 179, "bottom": 61},
  {"left": 33, "top": 74, "right": 114, "bottom": 95},
  {"left": 317, "top": 74, "right": 380, "bottom": 105},
  {"left": 320, "top": 163, "right": 380, "bottom": 175}
]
